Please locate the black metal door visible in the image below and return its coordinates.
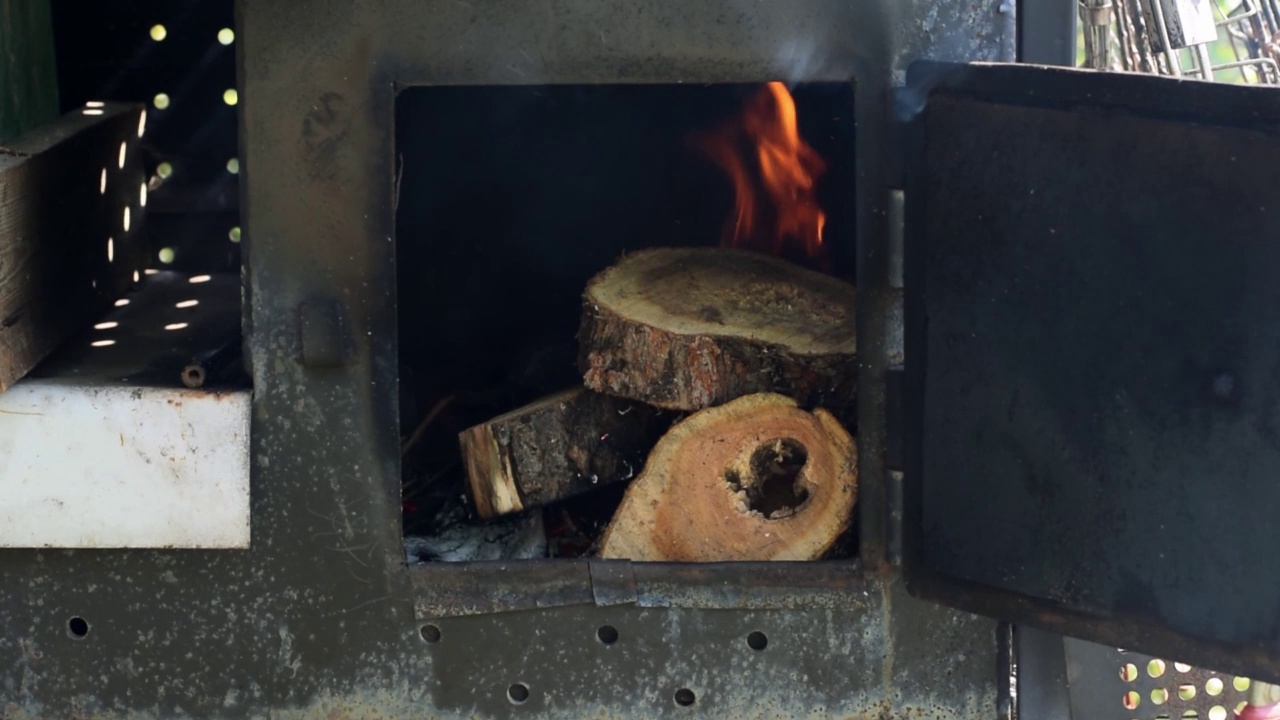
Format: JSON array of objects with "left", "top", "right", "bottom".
[{"left": 902, "top": 61, "right": 1280, "bottom": 681}]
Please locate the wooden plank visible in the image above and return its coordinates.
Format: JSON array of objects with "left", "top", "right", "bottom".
[
  {"left": 0, "top": 0, "right": 60, "bottom": 143},
  {"left": 0, "top": 103, "right": 148, "bottom": 392}
]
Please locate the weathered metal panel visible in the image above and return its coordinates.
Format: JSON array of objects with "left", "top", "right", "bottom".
[
  {"left": 904, "top": 61, "right": 1280, "bottom": 680},
  {"left": 0, "top": 382, "right": 250, "bottom": 548}
]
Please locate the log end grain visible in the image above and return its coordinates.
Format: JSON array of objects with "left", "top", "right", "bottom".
[{"left": 598, "top": 392, "right": 858, "bottom": 562}]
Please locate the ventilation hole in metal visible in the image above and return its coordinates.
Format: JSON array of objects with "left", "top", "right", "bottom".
[
  {"left": 1179, "top": 684, "right": 1197, "bottom": 700},
  {"left": 419, "top": 624, "right": 441, "bottom": 643},
  {"left": 140, "top": 183, "right": 147, "bottom": 207},
  {"left": 217, "top": 27, "right": 235, "bottom": 45},
  {"left": 159, "top": 248, "right": 175, "bottom": 264},
  {"left": 1122, "top": 663, "right": 1139, "bottom": 682},
  {"left": 190, "top": 275, "right": 212, "bottom": 284},
  {"left": 164, "top": 323, "right": 189, "bottom": 331},
  {"left": 118, "top": 141, "right": 127, "bottom": 169},
  {"left": 1208, "top": 706, "right": 1227, "bottom": 720},
  {"left": 107, "top": 237, "right": 114, "bottom": 262},
  {"left": 123, "top": 206, "right": 131, "bottom": 232},
  {"left": 226, "top": 157, "right": 240, "bottom": 174},
  {"left": 747, "top": 631, "right": 768, "bottom": 651},
  {"left": 1234, "top": 677, "right": 1251, "bottom": 692},
  {"left": 1236, "top": 701, "right": 1249, "bottom": 714},
  {"left": 67, "top": 617, "right": 89, "bottom": 638},
  {"left": 1182, "top": 711, "right": 1199, "bottom": 719},
  {"left": 507, "top": 683, "right": 529, "bottom": 705},
  {"left": 99, "top": 168, "right": 107, "bottom": 194},
  {"left": 1152, "top": 688, "right": 1169, "bottom": 705},
  {"left": 596, "top": 625, "right": 619, "bottom": 645},
  {"left": 223, "top": 89, "right": 239, "bottom": 106},
  {"left": 1149, "top": 659, "right": 1167, "bottom": 678},
  {"left": 91, "top": 339, "right": 115, "bottom": 348},
  {"left": 132, "top": 271, "right": 140, "bottom": 283},
  {"left": 176, "top": 300, "right": 199, "bottom": 309},
  {"left": 229, "top": 226, "right": 242, "bottom": 243},
  {"left": 149, "top": 24, "right": 166, "bottom": 41},
  {"left": 137, "top": 110, "right": 146, "bottom": 138},
  {"left": 674, "top": 688, "right": 696, "bottom": 707},
  {"left": 94, "top": 322, "right": 118, "bottom": 331},
  {"left": 1175, "top": 663, "right": 1193, "bottom": 673},
  {"left": 114, "top": 299, "right": 130, "bottom": 308},
  {"left": 1205, "top": 678, "right": 1224, "bottom": 696},
  {"left": 154, "top": 93, "right": 170, "bottom": 110}
]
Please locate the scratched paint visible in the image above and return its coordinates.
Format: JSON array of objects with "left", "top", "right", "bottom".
[{"left": 0, "top": 382, "right": 250, "bottom": 548}]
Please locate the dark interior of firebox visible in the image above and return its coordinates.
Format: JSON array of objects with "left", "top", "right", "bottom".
[{"left": 395, "top": 83, "right": 856, "bottom": 563}]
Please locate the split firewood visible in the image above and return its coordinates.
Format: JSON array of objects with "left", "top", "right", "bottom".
[
  {"left": 578, "top": 247, "right": 856, "bottom": 412},
  {"left": 598, "top": 392, "right": 857, "bottom": 562},
  {"left": 459, "top": 388, "right": 671, "bottom": 520}
]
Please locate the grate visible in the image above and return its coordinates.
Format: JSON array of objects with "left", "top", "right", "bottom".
[{"left": 1066, "top": 637, "right": 1256, "bottom": 720}]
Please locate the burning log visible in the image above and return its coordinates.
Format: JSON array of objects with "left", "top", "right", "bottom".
[
  {"left": 578, "top": 247, "right": 856, "bottom": 412},
  {"left": 459, "top": 388, "right": 671, "bottom": 520},
  {"left": 598, "top": 393, "right": 857, "bottom": 562}
]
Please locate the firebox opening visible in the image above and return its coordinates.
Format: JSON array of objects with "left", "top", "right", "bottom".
[{"left": 395, "top": 82, "right": 856, "bottom": 564}]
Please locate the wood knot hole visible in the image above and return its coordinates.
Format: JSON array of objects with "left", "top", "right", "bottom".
[{"left": 726, "top": 438, "right": 810, "bottom": 519}]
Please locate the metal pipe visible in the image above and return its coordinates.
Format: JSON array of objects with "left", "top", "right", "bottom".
[{"left": 1149, "top": 0, "right": 1186, "bottom": 75}]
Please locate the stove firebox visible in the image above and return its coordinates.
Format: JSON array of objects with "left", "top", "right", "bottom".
[{"left": 395, "top": 83, "right": 858, "bottom": 563}]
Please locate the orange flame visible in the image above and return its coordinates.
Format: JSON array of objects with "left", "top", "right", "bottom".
[{"left": 698, "top": 81, "right": 827, "bottom": 258}]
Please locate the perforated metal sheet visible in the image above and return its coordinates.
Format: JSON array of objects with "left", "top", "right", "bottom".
[{"left": 1066, "top": 637, "right": 1256, "bottom": 720}]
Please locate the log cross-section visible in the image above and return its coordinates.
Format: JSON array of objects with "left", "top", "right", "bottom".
[
  {"left": 599, "top": 393, "right": 858, "bottom": 562},
  {"left": 578, "top": 247, "right": 857, "bottom": 412}
]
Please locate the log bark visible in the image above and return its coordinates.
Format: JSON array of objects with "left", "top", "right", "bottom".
[
  {"left": 578, "top": 247, "right": 856, "bottom": 412},
  {"left": 460, "top": 387, "right": 671, "bottom": 519},
  {"left": 599, "top": 393, "right": 857, "bottom": 562}
]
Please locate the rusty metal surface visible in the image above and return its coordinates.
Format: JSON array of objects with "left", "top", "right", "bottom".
[
  {"left": 411, "top": 577, "right": 999, "bottom": 720},
  {"left": 0, "top": 0, "right": 1014, "bottom": 717},
  {"left": 413, "top": 560, "right": 880, "bottom": 618},
  {"left": 904, "top": 61, "right": 1280, "bottom": 681}
]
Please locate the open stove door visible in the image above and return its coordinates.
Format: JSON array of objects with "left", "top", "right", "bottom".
[{"left": 902, "top": 60, "right": 1280, "bottom": 681}]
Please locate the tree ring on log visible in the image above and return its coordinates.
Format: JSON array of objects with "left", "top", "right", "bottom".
[{"left": 598, "top": 393, "right": 857, "bottom": 562}]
